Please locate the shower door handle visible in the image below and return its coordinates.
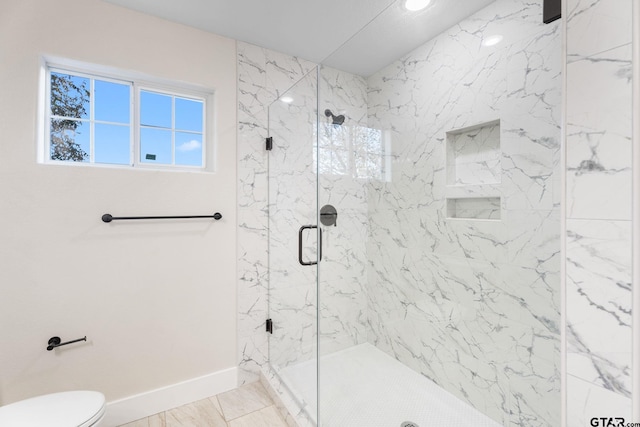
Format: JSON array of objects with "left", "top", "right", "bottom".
[{"left": 298, "top": 225, "right": 322, "bottom": 266}]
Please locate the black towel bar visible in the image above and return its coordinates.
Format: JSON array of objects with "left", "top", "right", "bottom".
[{"left": 102, "top": 212, "right": 222, "bottom": 223}]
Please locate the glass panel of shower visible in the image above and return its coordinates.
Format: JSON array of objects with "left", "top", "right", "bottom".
[
  {"left": 314, "top": 1, "right": 561, "bottom": 426},
  {"left": 267, "top": 69, "right": 320, "bottom": 421}
]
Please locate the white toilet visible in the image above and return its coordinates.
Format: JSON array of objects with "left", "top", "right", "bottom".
[{"left": 0, "top": 391, "right": 106, "bottom": 427}]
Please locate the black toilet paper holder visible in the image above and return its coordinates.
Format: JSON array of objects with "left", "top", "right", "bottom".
[{"left": 47, "top": 336, "right": 87, "bottom": 351}]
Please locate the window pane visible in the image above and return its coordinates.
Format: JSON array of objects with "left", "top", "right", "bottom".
[
  {"left": 175, "top": 98, "right": 203, "bottom": 132},
  {"left": 50, "top": 119, "right": 89, "bottom": 162},
  {"left": 95, "top": 80, "right": 130, "bottom": 124},
  {"left": 50, "top": 73, "right": 89, "bottom": 119},
  {"left": 140, "top": 127, "right": 172, "bottom": 164},
  {"left": 95, "top": 124, "right": 130, "bottom": 165},
  {"left": 175, "top": 132, "right": 203, "bottom": 167},
  {"left": 140, "top": 91, "right": 171, "bottom": 128}
]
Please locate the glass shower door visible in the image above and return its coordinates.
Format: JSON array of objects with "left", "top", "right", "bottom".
[{"left": 267, "top": 69, "right": 319, "bottom": 421}]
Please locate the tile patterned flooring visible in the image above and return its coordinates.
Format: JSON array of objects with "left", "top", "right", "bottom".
[{"left": 118, "top": 382, "right": 288, "bottom": 427}]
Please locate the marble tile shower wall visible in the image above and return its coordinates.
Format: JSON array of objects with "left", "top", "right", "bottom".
[
  {"left": 237, "top": 47, "right": 372, "bottom": 382},
  {"left": 365, "top": 1, "right": 561, "bottom": 425},
  {"left": 237, "top": 42, "right": 315, "bottom": 384},
  {"left": 318, "top": 66, "right": 370, "bottom": 356},
  {"left": 565, "top": 0, "right": 634, "bottom": 424},
  {"left": 268, "top": 70, "right": 319, "bottom": 371}
]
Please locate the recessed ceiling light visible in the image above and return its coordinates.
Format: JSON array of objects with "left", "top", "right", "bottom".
[
  {"left": 404, "top": 0, "right": 432, "bottom": 12},
  {"left": 280, "top": 96, "right": 294, "bottom": 103},
  {"left": 482, "top": 34, "right": 503, "bottom": 47}
]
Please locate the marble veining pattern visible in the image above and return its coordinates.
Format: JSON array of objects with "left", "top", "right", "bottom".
[
  {"left": 240, "top": 1, "right": 562, "bottom": 424},
  {"left": 566, "top": 0, "right": 632, "bottom": 62},
  {"left": 366, "top": 0, "right": 561, "bottom": 425},
  {"left": 447, "top": 122, "right": 501, "bottom": 186},
  {"left": 318, "top": 65, "right": 371, "bottom": 357},
  {"left": 564, "top": 0, "right": 634, "bottom": 421},
  {"left": 566, "top": 219, "right": 632, "bottom": 397},
  {"left": 565, "top": 44, "right": 632, "bottom": 220},
  {"left": 237, "top": 42, "right": 317, "bottom": 385},
  {"left": 234, "top": 0, "right": 636, "bottom": 424},
  {"left": 268, "top": 69, "right": 319, "bottom": 375}
]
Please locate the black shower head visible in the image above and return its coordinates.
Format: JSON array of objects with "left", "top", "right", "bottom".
[{"left": 324, "top": 109, "right": 345, "bottom": 126}]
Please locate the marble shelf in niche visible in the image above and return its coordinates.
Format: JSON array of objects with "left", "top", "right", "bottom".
[
  {"left": 447, "top": 196, "right": 501, "bottom": 220},
  {"left": 445, "top": 184, "right": 501, "bottom": 220},
  {"left": 445, "top": 120, "right": 502, "bottom": 220}
]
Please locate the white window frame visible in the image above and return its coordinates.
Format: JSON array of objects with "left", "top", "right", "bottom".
[
  {"left": 135, "top": 86, "right": 207, "bottom": 170},
  {"left": 41, "top": 57, "right": 215, "bottom": 172}
]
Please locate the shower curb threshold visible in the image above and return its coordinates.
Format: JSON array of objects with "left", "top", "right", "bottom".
[{"left": 260, "top": 367, "right": 316, "bottom": 427}]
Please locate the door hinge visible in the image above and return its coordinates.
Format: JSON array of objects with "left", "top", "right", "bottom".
[
  {"left": 266, "top": 318, "right": 273, "bottom": 334},
  {"left": 266, "top": 137, "right": 273, "bottom": 151}
]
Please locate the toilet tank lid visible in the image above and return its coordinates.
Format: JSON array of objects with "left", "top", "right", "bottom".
[{"left": 0, "top": 391, "right": 106, "bottom": 427}]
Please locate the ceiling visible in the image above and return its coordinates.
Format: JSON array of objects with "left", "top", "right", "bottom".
[{"left": 102, "top": 0, "right": 496, "bottom": 76}]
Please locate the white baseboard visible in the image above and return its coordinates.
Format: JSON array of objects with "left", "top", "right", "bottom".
[{"left": 102, "top": 367, "right": 238, "bottom": 426}]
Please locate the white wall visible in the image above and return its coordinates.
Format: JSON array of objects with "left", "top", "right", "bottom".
[{"left": 0, "top": 0, "right": 237, "bottom": 405}]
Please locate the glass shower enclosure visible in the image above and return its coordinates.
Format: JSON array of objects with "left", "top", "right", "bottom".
[{"left": 266, "top": 0, "right": 561, "bottom": 425}]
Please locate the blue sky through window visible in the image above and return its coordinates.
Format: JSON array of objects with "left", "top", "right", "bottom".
[
  {"left": 176, "top": 98, "right": 203, "bottom": 132},
  {"left": 95, "top": 123, "right": 130, "bottom": 164},
  {"left": 175, "top": 132, "right": 203, "bottom": 166},
  {"left": 95, "top": 80, "right": 130, "bottom": 123},
  {"left": 140, "top": 91, "right": 171, "bottom": 128},
  {"left": 141, "top": 127, "right": 172, "bottom": 164},
  {"left": 139, "top": 90, "right": 204, "bottom": 166}
]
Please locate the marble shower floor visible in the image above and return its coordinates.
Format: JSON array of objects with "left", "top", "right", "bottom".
[
  {"left": 279, "top": 343, "right": 503, "bottom": 427},
  {"left": 118, "top": 382, "right": 287, "bottom": 427}
]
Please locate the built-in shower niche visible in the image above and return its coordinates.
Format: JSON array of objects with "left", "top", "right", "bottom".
[
  {"left": 446, "top": 120, "right": 501, "bottom": 186},
  {"left": 447, "top": 197, "right": 501, "bottom": 220},
  {"left": 445, "top": 120, "right": 501, "bottom": 220}
]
